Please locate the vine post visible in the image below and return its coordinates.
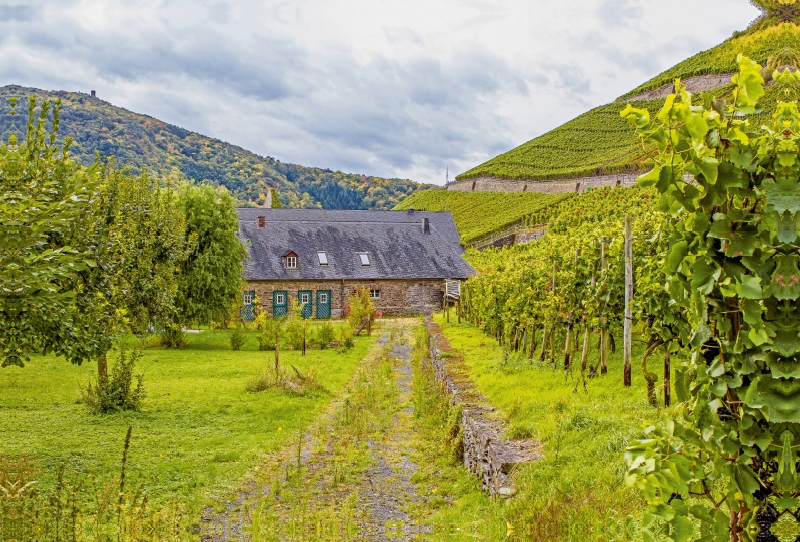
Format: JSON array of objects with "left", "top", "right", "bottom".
[
  {"left": 623, "top": 216, "right": 633, "bottom": 387},
  {"left": 600, "top": 236, "right": 609, "bottom": 374}
]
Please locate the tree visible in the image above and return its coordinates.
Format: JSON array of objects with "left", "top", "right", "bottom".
[
  {"left": 623, "top": 57, "right": 800, "bottom": 540},
  {"left": 165, "top": 183, "right": 246, "bottom": 344},
  {"left": 0, "top": 96, "right": 102, "bottom": 367}
]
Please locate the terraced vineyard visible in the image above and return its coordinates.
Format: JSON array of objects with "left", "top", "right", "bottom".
[
  {"left": 393, "top": 190, "right": 573, "bottom": 244},
  {"left": 457, "top": 19, "right": 800, "bottom": 183}
]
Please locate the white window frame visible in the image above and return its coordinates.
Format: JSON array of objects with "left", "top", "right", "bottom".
[
  {"left": 317, "top": 251, "right": 328, "bottom": 265},
  {"left": 300, "top": 293, "right": 310, "bottom": 304},
  {"left": 243, "top": 292, "right": 254, "bottom": 305},
  {"left": 286, "top": 256, "right": 297, "bottom": 269},
  {"left": 359, "top": 253, "right": 370, "bottom": 266},
  {"left": 369, "top": 289, "right": 381, "bottom": 300},
  {"left": 319, "top": 293, "right": 329, "bottom": 304},
  {"left": 275, "top": 293, "right": 285, "bottom": 305}
]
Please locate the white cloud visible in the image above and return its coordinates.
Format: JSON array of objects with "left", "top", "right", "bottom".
[{"left": 0, "top": 0, "right": 761, "bottom": 184}]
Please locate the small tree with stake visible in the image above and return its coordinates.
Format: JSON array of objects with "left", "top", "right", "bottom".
[{"left": 623, "top": 57, "right": 800, "bottom": 540}]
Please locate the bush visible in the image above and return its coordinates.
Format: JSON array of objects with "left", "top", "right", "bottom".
[
  {"left": 347, "top": 287, "right": 375, "bottom": 331},
  {"left": 246, "top": 365, "right": 324, "bottom": 396},
  {"left": 80, "top": 350, "right": 146, "bottom": 414},
  {"left": 230, "top": 325, "right": 246, "bottom": 351},
  {"left": 257, "top": 316, "right": 284, "bottom": 351},
  {"left": 284, "top": 300, "right": 306, "bottom": 350},
  {"left": 336, "top": 325, "right": 356, "bottom": 353},
  {"left": 311, "top": 321, "right": 337, "bottom": 349}
]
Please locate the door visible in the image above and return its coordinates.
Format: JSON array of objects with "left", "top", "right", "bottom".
[
  {"left": 298, "top": 290, "right": 313, "bottom": 319},
  {"left": 273, "top": 290, "right": 288, "bottom": 318},
  {"left": 316, "top": 290, "right": 331, "bottom": 319},
  {"left": 241, "top": 290, "right": 256, "bottom": 322}
]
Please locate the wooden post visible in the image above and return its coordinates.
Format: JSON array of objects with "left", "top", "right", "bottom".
[
  {"left": 600, "top": 237, "right": 609, "bottom": 375},
  {"left": 302, "top": 323, "right": 306, "bottom": 356},
  {"left": 563, "top": 316, "right": 573, "bottom": 372},
  {"left": 368, "top": 316, "right": 372, "bottom": 336},
  {"left": 623, "top": 216, "right": 633, "bottom": 387},
  {"left": 664, "top": 343, "right": 671, "bottom": 407}
]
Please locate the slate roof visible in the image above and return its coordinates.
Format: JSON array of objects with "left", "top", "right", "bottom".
[{"left": 237, "top": 208, "right": 475, "bottom": 281}]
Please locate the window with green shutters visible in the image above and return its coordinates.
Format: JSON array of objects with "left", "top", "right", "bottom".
[{"left": 241, "top": 290, "right": 256, "bottom": 322}]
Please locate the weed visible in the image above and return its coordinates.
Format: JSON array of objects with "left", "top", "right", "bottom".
[
  {"left": 79, "top": 350, "right": 146, "bottom": 414},
  {"left": 230, "top": 325, "right": 246, "bottom": 350}
]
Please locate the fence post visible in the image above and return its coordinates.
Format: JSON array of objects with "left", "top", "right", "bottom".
[{"left": 623, "top": 216, "right": 633, "bottom": 387}]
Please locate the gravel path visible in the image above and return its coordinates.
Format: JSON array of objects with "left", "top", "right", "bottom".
[
  {"left": 200, "top": 319, "right": 429, "bottom": 541},
  {"left": 356, "top": 323, "right": 429, "bottom": 541}
]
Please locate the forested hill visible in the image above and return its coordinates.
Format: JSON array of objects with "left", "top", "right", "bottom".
[{"left": 0, "top": 85, "right": 426, "bottom": 209}]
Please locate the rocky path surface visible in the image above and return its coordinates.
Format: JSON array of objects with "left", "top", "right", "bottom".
[{"left": 201, "top": 319, "right": 429, "bottom": 541}]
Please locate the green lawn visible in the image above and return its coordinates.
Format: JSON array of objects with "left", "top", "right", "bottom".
[
  {"left": 0, "top": 322, "right": 373, "bottom": 535},
  {"left": 431, "top": 314, "right": 675, "bottom": 541}
]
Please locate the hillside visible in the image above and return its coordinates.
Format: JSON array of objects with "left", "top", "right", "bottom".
[
  {"left": 457, "top": 6, "right": 800, "bottom": 184},
  {"left": 0, "top": 85, "right": 425, "bottom": 209},
  {"left": 394, "top": 189, "right": 573, "bottom": 244}
]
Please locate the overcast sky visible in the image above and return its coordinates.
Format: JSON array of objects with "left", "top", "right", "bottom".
[{"left": 0, "top": 0, "right": 760, "bottom": 185}]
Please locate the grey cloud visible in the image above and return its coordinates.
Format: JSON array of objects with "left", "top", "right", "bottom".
[
  {"left": 0, "top": 5, "right": 36, "bottom": 22},
  {"left": 596, "top": 0, "right": 641, "bottom": 28}
]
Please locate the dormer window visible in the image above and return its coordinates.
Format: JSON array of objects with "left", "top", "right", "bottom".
[
  {"left": 359, "top": 253, "right": 370, "bottom": 266},
  {"left": 317, "top": 251, "right": 328, "bottom": 266},
  {"left": 284, "top": 251, "right": 298, "bottom": 269}
]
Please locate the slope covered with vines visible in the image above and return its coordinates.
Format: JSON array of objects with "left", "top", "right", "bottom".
[
  {"left": 457, "top": 20, "right": 800, "bottom": 184},
  {"left": 393, "top": 189, "right": 573, "bottom": 244},
  {"left": 460, "top": 185, "right": 672, "bottom": 401}
]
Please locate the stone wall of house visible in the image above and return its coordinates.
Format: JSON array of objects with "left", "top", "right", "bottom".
[
  {"left": 247, "top": 279, "right": 447, "bottom": 318},
  {"left": 448, "top": 172, "right": 639, "bottom": 194}
]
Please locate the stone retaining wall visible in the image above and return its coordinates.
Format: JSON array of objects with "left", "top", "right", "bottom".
[
  {"left": 425, "top": 320, "right": 539, "bottom": 497},
  {"left": 448, "top": 172, "right": 639, "bottom": 194}
]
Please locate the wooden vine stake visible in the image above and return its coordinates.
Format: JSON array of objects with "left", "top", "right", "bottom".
[
  {"left": 664, "top": 343, "right": 671, "bottom": 407},
  {"left": 600, "top": 237, "right": 609, "bottom": 374},
  {"left": 623, "top": 216, "right": 633, "bottom": 387}
]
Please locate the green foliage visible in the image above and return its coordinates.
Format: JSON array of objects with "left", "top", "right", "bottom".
[
  {"left": 79, "top": 350, "right": 146, "bottom": 414},
  {"left": 284, "top": 300, "right": 308, "bottom": 350},
  {"left": 174, "top": 183, "right": 246, "bottom": 330},
  {"left": 257, "top": 316, "right": 284, "bottom": 351},
  {"left": 0, "top": 86, "right": 428, "bottom": 210},
  {"left": 311, "top": 321, "right": 337, "bottom": 349},
  {"left": 0, "top": 96, "right": 110, "bottom": 368},
  {"left": 346, "top": 288, "right": 375, "bottom": 331},
  {"left": 622, "top": 56, "right": 800, "bottom": 539},
  {"left": 269, "top": 187, "right": 283, "bottom": 208},
  {"left": 461, "top": 186, "right": 658, "bottom": 358},
  {"left": 394, "top": 189, "right": 573, "bottom": 244},
  {"left": 230, "top": 324, "right": 246, "bottom": 351}
]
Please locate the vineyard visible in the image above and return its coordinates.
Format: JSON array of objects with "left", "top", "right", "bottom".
[
  {"left": 460, "top": 185, "right": 669, "bottom": 405},
  {"left": 457, "top": 20, "right": 800, "bottom": 184},
  {"left": 393, "top": 189, "right": 573, "bottom": 244}
]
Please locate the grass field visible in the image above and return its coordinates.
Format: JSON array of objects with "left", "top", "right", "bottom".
[
  {"left": 0, "top": 322, "right": 374, "bottom": 536},
  {"left": 431, "top": 313, "right": 676, "bottom": 541}
]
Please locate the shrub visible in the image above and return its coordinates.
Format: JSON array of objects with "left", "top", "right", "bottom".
[
  {"left": 311, "top": 321, "right": 337, "bottom": 349},
  {"left": 335, "top": 325, "right": 356, "bottom": 353},
  {"left": 257, "top": 316, "right": 284, "bottom": 351},
  {"left": 246, "top": 365, "right": 324, "bottom": 396},
  {"left": 230, "top": 325, "right": 246, "bottom": 351},
  {"left": 80, "top": 350, "right": 146, "bottom": 414},
  {"left": 284, "top": 300, "right": 306, "bottom": 350},
  {"left": 347, "top": 287, "right": 375, "bottom": 331}
]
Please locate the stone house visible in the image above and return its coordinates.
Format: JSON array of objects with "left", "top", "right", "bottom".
[{"left": 237, "top": 208, "right": 474, "bottom": 319}]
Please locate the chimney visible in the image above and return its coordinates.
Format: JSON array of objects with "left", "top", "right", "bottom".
[
  {"left": 407, "top": 207, "right": 414, "bottom": 214},
  {"left": 91, "top": 90, "right": 96, "bottom": 97},
  {"left": 423, "top": 217, "right": 430, "bottom": 234},
  {"left": 258, "top": 216, "right": 265, "bottom": 228}
]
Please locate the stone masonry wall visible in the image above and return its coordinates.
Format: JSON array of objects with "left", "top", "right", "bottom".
[
  {"left": 425, "top": 319, "right": 539, "bottom": 497},
  {"left": 248, "top": 279, "right": 446, "bottom": 318},
  {"left": 448, "top": 172, "right": 639, "bottom": 194}
]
